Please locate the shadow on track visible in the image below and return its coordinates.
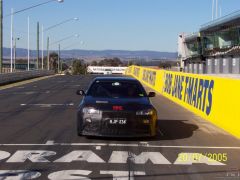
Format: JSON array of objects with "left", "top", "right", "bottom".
[
  {"left": 85, "top": 119, "right": 198, "bottom": 142},
  {"left": 156, "top": 119, "right": 198, "bottom": 140}
]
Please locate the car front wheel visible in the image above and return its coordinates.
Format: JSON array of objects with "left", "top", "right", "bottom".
[{"left": 77, "top": 120, "right": 83, "bottom": 136}]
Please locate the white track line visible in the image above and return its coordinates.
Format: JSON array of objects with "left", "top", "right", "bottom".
[
  {"left": 20, "top": 103, "right": 74, "bottom": 107},
  {"left": 0, "top": 143, "right": 240, "bottom": 149}
]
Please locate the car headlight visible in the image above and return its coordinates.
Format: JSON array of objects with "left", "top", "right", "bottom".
[
  {"left": 136, "top": 109, "right": 154, "bottom": 116},
  {"left": 82, "top": 107, "right": 101, "bottom": 115}
]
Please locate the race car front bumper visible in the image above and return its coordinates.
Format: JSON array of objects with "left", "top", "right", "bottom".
[{"left": 80, "top": 111, "right": 156, "bottom": 137}]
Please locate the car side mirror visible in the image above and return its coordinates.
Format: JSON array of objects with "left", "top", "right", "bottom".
[
  {"left": 76, "top": 90, "right": 86, "bottom": 96},
  {"left": 148, "top": 92, "right": 156, "bottom": 97}
]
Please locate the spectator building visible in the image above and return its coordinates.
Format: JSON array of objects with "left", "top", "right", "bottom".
[{"left": 178, "top": 10, "right": 240, "bottom": 74}]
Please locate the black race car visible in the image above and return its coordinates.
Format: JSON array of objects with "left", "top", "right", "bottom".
[{"left": 76, "top": 77, "right": 158, "bottom": 137}]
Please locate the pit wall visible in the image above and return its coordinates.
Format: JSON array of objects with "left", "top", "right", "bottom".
[
  {"left": 125, "top": 66, "right": 240, "bottom": 138},
  {"left": 0, "top": 70, "right": 54, "bottom": 86}
]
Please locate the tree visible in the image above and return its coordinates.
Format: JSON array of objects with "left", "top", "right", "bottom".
[
  {"left": 91, "top": 61, "right": 98, "bottom": 66},
  {"left": 61, "top": 63, "right": 69, "bottom": 71},
  {"left": 72, "top": 60, "right": 86, "bottom": 75},
  {"left": 49, "top": 52, "right": 58, "bottom": 72},
  {"left": 158, "top": 61, "right": 180, "bottom": 69},
  {"left": 128, "top": 61, "right": 134, "bottom": 66},
  {"left": 98, "top": 57, "right": 123, "bottom": 66}
]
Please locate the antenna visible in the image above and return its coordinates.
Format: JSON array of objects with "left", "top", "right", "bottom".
[
  {"left": 219, "top": 0, "right": 222, "bottom": 18},
  {"left": 212, "top": 0, "right": 215, "bottom": 20},
  {"left": 220, "top": 5, "right": 222, "bottom": 17}
]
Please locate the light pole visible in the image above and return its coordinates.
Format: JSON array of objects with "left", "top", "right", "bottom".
[
  {"left": 47, "top": 37, "right": 50, "bottom": 70},
  {"left": 0, "top": 0, "right": 2, "bottom": 73},
  {"left": 37, "top": 22, "right": 40, "bottom": 70},
  {"left": 42, "top": 25, "right": 44, "bottom": 70},
  {"left": 5, "top": 0, "right": 64, "bottom": 17},
  {"left": 10, "top": 8, "right": 14, "bottom": 72},
  {"left": 44, "top": 17, "right": 79, "bottom": 32},
  {"left": 61, "top": 41, "right": 84, "bottom": 51},
  {"left": 60, "top": 41, "right": 85, "bottom": 73},
  {"left": 58, "top": 44, "right": 60, "bottom": 73},
  {"left": 14, "top": 37, "right": 20, "bottom": 70},
  {"left": 50, "top": 34, "right": 80, "bottom": 46},
  {"left": 28, "top": 17, "right": 30, "bottom": 70},
  {"left": 7, "top": 0, "right": 64, "bottom": 72},
  {"left": 43, "top": 17, "right": 79, "bottom": 70},
  {"left": 47, "top": 34, "right": 79, "bottom": 71}
]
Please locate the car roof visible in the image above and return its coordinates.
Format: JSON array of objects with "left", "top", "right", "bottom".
[{"left": 93, "top": 76, "right": 138, "bottom": 82}]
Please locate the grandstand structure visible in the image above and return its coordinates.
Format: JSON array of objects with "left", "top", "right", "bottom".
[{"left": 178, "top": 10, "right": 240, "bottom": 74}]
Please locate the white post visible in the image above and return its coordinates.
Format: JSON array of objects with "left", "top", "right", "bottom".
[
  {"left": 10, "top": 8, "right": 13, "bottom": 72},
  {"left": 14, "top": 38, "right": 16, "bottom": 70},
  {"left": 212, "top": 0, "right": 215, "bottom": 20},
  {"left": 58, "top": 44, "right": 60, "bottom": 73},
  {"left": 215, "top": 0, "right": 218, "bottom": 19},
  {"left": 42, "top": 25, "right": 44, "bottom": 70},
  {"left": 47, "top": 37, "right": 49, "bottom": 70},
  {"left": 27, "top": 16, "right": 30, "bottom": 71},
  {"left": 219, "top": 5, "right": 222, "bottom": 18}
]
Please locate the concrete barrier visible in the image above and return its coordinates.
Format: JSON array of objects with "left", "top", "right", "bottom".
[
  {"left": 0, "top": 70, "right": 55, "bottom": 86},
  {"left": 126, "top": 66, "right": 240, "bottom": 138}
]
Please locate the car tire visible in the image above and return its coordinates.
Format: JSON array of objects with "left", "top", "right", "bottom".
[
  {"left": 152, "top": 121, "right": 158, "bottom": 138},
  {"left": 77, "top": 131, "right": 82, "bottom": 136},
  {"left": 77, "top": 121, "right": 83, "bottom": 136}
]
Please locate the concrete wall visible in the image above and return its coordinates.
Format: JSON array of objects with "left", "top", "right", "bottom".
[
  {"left": 188, "top": 63, "right": 192, "bottom": 73},
  {"left": 184, "top": 63, "right": 190, "bottom": 73},
  {"left": 207, "top": 58, "right": 215, "bottom": 74},
  {"left": 183, "top": 64, "right": 188, "bottom": 73},
  {"left": 223, "top": 57, "right": 232, "bottom": 74},
  {"left": 199, "top": 63, "right": 206, "bottom": 74},
  {"left": 232, "top": 56, "right": 240, "bottom": 74},
  {"left": 0, "top": 70, "right": 54, "bottom": 86},
  {"left": 184, "top": 63, "right": 206, "bottom": 74},
  {"left": 215, "top": 57, "right": 223, "bottom": 74},
  {"left": 193, "top": 63, "right": 199, "bottom": 74},
  {"left": 185, "top": 55, "right": 240, "bottom": 74},
  {"left": 190, "top": 63, "right": 194, "bottom": 73}
]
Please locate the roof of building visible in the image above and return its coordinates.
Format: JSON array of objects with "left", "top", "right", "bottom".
[
  {"left": 184, "top": 33, "right": 200, "bottom": 42},
  {"left": 200, "top": 10, "right": 240, "bottom": 32}
]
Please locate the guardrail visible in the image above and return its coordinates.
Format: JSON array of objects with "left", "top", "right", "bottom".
[
  {"left": 126, "top": 66, "right": 240, "bottom": 139},
  {"left": 1, "top": 68, "right": 25, "bottom": 74},
  {"left": 0, "top": 70, "right": 55, "bottom": 86}
]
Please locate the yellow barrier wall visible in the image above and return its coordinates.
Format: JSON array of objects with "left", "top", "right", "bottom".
[{"left": 126, "top": 66, "right": 240, "bottom": 138}]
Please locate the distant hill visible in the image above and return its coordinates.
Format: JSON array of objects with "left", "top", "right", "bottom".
[{"left": 3, "top": 47, "right": 177, "bottom": 61}]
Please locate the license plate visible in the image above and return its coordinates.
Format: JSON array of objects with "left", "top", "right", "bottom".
[{"left": 109, "top": 118, "right": 127, "bottom": 125}]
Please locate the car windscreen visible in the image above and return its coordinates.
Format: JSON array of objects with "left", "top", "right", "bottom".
[{"left": 87, "top": 80, "right": 147, "bottom": 98}]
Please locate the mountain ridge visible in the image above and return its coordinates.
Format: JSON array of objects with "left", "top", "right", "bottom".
[{"left": 3, "top": 47, "right": 177, "bottom": 60}]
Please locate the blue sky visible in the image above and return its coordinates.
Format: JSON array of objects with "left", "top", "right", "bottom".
[{"left": 2, "top": 0, "right": 240, "bottom": 52}]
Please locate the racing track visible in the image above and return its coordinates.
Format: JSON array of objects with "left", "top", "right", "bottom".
[{"left": 0, "top": 75, "right": 239, "bottom": 180}]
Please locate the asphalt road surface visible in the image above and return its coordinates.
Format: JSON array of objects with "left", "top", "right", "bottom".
[{"left": 0, "top": 75, "right": 240, "bottom": 180}]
